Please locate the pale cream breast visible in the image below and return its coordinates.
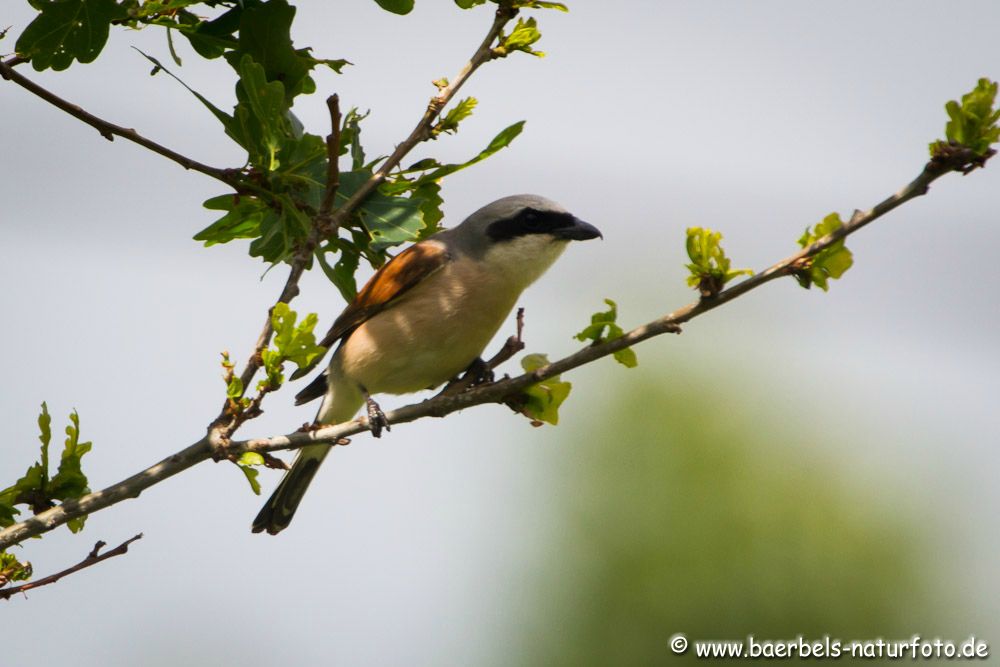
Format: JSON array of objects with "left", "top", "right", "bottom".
[
  {"left": 336, "top": 258, "right": 521, "bottom": 394},
  {"left": 335, "top": 234, "right": 570, "bottom": 395}
]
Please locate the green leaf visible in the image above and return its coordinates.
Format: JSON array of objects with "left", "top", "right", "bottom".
[
  {"left": 374, "top": 0, "right": 415, "bottom": 14},
  {"left": 512, "top": 1, "right": 569, "bottom": 10},
  {"left": 362, "top": 191, "right": 427, "bottom": 248},
  {"left": 199, "top": 191, "right": 317, "bottom": 264},
  {"left": 258, "top": 349, "right": 283, "bottom": 391},
  {"left": 274, "top": 132, "right": 328, "bottom": 209},
  {"left": 496, "top": 17, "right": 545, "bottom": 58},
  {"left": 16, "top": 0, "right": 126, "bottom": 71},
  {"left": 223, "top": 0, "right": 312, "bottom": 103},
  {"left": 336, "top": 171, "right": 427, "bottom": 248},
  {"left": 518, "top": 354, "right": 572, "bottom": 425},
  {"left": 929, "top": 78, "right": 1000, "bottom": 157},
  {"left": 0, "top": 462, "right": 44, "bottom": 525},
  {"left": 176, "top": 6, "right": 242, "bottom": 60},
  {"left": 411, "top": 181, "right": 445, "bottom": 238},
  {"left": 239, "top": 452, "right": 265, "bottom": 467},
  {"left": 317, "top": 240, "right": 361, "bottom": 302},
  {"left": 235, "top": 452, "right": 265, "bottom": 495},
  {"left": 684, "top": 227, "right": 753, "bottom": 297},
  {"left": 226, "top": 375, "right": 245, "bottom": 400},
  {"left": 270, "top": 303, "right": 327, "bottom": 372},
  {"left": 0, "top": 551, "right": 33, "bottom": 585},
  {"left": 573, "top": 299, "right": 638, "bottom": 368},
  {"left": 434, "top": 97, "right": 478, "bottom": 136},
  {"left": 342, "top": 109, "right": 370, "bottom": 170},
  {"left": 390, "top": 121, "right": 525, "bottom": 191},
  {"left": 127, "top": 0, "right": 206, "bottom": 20},
  {"left": 47, "top": 410, "right": 93, "bottom": 528},
  {"left": 195, "top": 195, "right": 268, "bottom": 246},
  {"left": 794, "top": 213, "right": 854, "bottom": 291},
  {"left": 0, "top": 405, "right": 91, "bottom": 532},
  {"left": 247, "top": 208, "right": 287, "bottom": 262},
  {"left": 454, "top": 0, "right": 487, "bottom": 8},
  {"left": 0, "top": 502, "right": 17, "bottom": 529},
  {"left": 37, "top": 402, "right": 51, "bottom": 487},
  {"left": 234, "top": 54, "right": 289, "bottom": 171},
  {"left": 240, "top": 465, "right": 262, "bottom": 495},
  {"left": 613, "top": 347, "right": 638, "bottom": 369}
]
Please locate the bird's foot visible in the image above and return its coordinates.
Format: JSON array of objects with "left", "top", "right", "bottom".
[
  {"left": 364, "top": 392, "right": 390, "bottom": 438},
  {"left": 466, "top": 357, "right": 495, "bottom": 386},
  {"left": 297, "top": 421, "right": 325, "bottom": 433}
]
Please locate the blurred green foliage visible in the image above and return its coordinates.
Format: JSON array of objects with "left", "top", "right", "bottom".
[{"left": 520, "top": 377, "right": 937, "bottom": 665}]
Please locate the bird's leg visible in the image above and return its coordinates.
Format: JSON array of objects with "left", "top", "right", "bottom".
[
  {"left": 361, "top": 386, "right": 390, "bottom": 438},
  {"left": 465, "top": 356, "right": 495, "bottom": 386}
]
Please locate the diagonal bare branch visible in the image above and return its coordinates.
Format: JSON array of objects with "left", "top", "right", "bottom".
[
  {"left": 0, "top": 534, "right": 143, "bottom": 601},
  {"left": 0, "top": 58, "right": 241, "bottom": 187}
]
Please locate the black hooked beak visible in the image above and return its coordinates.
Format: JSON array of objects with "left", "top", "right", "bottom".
[{"left": 554, "top": 217, "right": 603, "bottom": 241}]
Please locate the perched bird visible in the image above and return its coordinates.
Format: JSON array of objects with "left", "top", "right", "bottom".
[{"left": 252, "top": 194, "right": 601, "bottom": 534}]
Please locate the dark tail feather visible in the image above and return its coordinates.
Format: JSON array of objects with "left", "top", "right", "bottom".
[{"left": 251, "top": 446, "right": 328, "bottom": 535}]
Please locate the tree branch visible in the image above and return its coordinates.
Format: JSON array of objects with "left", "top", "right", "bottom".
[
  {"left": 0, "top": 534, "right": 142, "bottom": 601},
  {"left": 319, "top": 94, "right": 343, "bottom": 219},
  {"left": 0, "top": 58, "right": 241, "bottom": 188},
  {"left": 0, "top": 154, "right": 974, "bottom": 551}
]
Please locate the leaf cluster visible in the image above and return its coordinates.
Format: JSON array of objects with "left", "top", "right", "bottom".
[
  {"left": 794, "top": 213, "right": 854, "bottom": 291},
  {"left": 222, "top": 303, "right": 324, "bottom": 406},
  {"left": 684, "top": 227, "right": 753, "bottom": 298},
  {"left": 930, "top": 78, "right": 1000, "bottom": 158},
  {"left": 516, "top": 354, "right": 571, "bottom": 426},
  {"left": 259, "top": 303, "right": 326, "bottom": 392},
  {"left": 494, "top": 17, "right": 545, "bottom": 58},
  {"left": 0, "top": 404, "right": 92, "bottom": 534},
  {"left": 0, "top": 550, "right": 33, "bottom": 588},
  {"left": 434, "top": 97, "right": 478, "bottom": 137},
  {"left": 574, "top": 299, "right": 638, "bottom": 368}
]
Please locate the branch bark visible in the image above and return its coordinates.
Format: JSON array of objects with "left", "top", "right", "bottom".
[
  {"left": 0, "top": 534, "right": 142, "bottom": 601},
  {"left": 0, "top": 58, "right": 241, "bottom": 187},
  {"left": 0, "top": 154, "right": 974, "bottom": 551}
]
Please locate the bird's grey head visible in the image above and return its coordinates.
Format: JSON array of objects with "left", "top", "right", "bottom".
[{"left": 445, "top": 194, "right": 602, "bottom": 257}]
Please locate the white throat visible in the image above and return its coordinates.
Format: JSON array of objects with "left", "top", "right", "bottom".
[{"left": 481, "top": 235, "right": 570, "bottom": 292}]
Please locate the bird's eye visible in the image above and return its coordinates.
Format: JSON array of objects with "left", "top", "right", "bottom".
[{"left": 522, "top": 210, "right": 541, "bottom": 229}]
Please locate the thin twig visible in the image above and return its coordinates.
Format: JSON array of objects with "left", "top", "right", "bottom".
[
  {"left": 0, "top": 534, "right": 143, "bottom": 601},
  {"left": 0, "top": 58, "right": 240, "bottom": 187},
  {"left": 320, "top": 94, "right": 343, "bottom": 218},
  {"left": 0, "top": 154, "right": 972, "bottom": 551},
  {"left": 324, "top": 4, "right": 517, "bottom": 233}
]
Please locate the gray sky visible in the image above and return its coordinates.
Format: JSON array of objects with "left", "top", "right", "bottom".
[{"left": 3, "top": 2, "right": 999, "bottom": 665}]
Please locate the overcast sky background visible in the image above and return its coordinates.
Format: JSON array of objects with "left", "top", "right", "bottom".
[{"left": 3, "top": 2, "right": 1000, "bottom": 665}]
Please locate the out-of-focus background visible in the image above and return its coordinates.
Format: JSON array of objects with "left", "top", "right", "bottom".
[{"left": 3, "top": 2, "right": 999, "bottom": 665}]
